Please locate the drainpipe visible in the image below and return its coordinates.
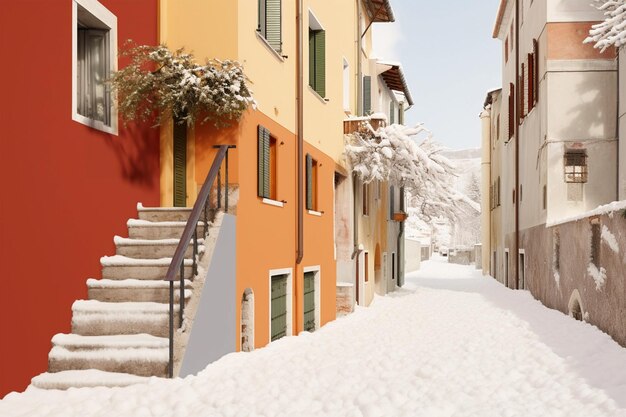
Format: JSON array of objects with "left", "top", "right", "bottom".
[
  {"left": 396, "top": 186, "right": 405, "bottom": 287},
  {"left": 352, "top": 1, "right": 363, "bottom": 303},
  {"left": 296, "top": 0, "right": 304, "bottom": 264},
  {"left": 514, "top": 0, "right": 520, "bottom": 290},
  {"left": 617, "top": 49, "right": 620, "bottom": 199},
  {"left": 356, "top": 1, "right": 363, "bottom": 116}
]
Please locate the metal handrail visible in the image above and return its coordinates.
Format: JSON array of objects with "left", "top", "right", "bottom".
[{"left": 165, "top": 144, "right": 235, "bottom": 378}]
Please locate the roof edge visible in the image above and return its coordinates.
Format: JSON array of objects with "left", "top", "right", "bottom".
[{"left": 492, "top": 0, "right": 508, "bottom": 39}]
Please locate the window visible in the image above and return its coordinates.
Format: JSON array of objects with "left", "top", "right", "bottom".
[
  {"left": 518, "top": 69, "right": 524, "bottom": 123},
  {"left": 564, "top": 150, "right": 588, "bottom": 183},
  {"left": 73, "top": 0, "right": 117, "bottom": 134},
  {"left": 518, "top": 252, "right": 526, "bottom": 290},
  {"left": 389, "top": 101, "right": 396, "bottom": 124},
  {"left": 553, "top": 230, "right": 560, "bottom": 271},
  {"left": 533, "top": 39, "right": 539, "bottom": 105},
  {"left": 399, "top": 102, "right": 405, "bottom": 125},
  {"left": 496, "top": 115, "right": 500, "bottom": 143},
  {"left": 390, "top": 186, "right": 395, "bottom": 218},
  {"left": 362, "top": 76, "right": 372, "bottom": 115},
  {"left": 505, "top": 38, "right": 509, "bottom": 63},
  {"left": 308, "top": 12, "right": 325, "bottom": 98},
  {"left": 258, "top": 0, "right": 282, "bottom": 52},
  {"left": 364, "top": 252, "right": 369, "bottom": 282},
  {"left": 508, "top": 83, "right": 515, "bottom": 139},
  {"left": 362, "top": 183, "right": 370, "bottom": 216},
  {"left": 374, "top": 180, "right": 381, "bottom": 201},
  {"left": 306, "top": 154, "right": 318, "bottom": 211},
  {"left": 591, "top": 219, "right": 601, "bottom": 266},
  {"left": 497, "top": 177, "right": 501, "bottom": 207},
  {"left": 342, "top": 58, "right": 350, "bottom": 111},
  {"left": 258, "top": 125, "right": 278, "bottom": 200},
  {"left": 528, "top": 53, "right": 535, "bottom": 111},
  {"left": 391, "top": 253, "right": 396, "bottom": 280},
  {"left": 543, "top": 185, "right": 547, "bottom": 210}
]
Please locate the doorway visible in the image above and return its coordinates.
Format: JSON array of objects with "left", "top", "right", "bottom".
[{"left": 518, "top": 251, "right": 526, "bottom": 290}]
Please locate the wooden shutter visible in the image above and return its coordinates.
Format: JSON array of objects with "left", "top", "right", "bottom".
[
  {"left": 270, "top": 275, "right": 288, "bottom": 341},
  {"left": 508, "top": 83, "right": 515, "bottom": 139},
  {"left": 314, "top": 30, "right": 326, "bottom": 97},
  {"left": 528, "top": 53, "right": 534, "bottom": 110},
  {"left": 306, "top": 153, "right": 313, "bottom": 210},
  {"left": 518, "top": 68, "right": 524, "bottom": 122},
  {"left": 265, "top": 0, "right": 281, "bottom": 52},
  {"left": 308, "top": 30, "right": 315, "bottom": 90},
  {"left": 303, "top": 272, "right": 315, "bottom": 332},
  {"left": 533, "top": 39, "right": 539, "bottom": 104},
  {"left": 389, "top": 101, "right": 395, "bottom": 124},
  {"left": 258, "top": 125, "right": 271, "bottom": 198},
  {"left": 258, "top": 0, "right": 265, "bottom": 34},
  {"left": 363, "top": 76, "right": 371, "bottom": 115},
  {"left": 173, "top": 121, "right": 187, "bottom": 207}
]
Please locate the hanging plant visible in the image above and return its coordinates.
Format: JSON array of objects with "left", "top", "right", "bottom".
[{"left": 110, "top": 42, "right": 256, "bottom": 127}]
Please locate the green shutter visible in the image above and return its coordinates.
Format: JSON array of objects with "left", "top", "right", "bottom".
[
  {"left": 258, "top": 0, "right": 265, "bottom": 33},
  {"left": 314, "top": 30, "right": 325, "bottom": 97},
  {"left": 265, "top": 0, "right": 281, "bottom": 52},
  {"left": 303, "top": 272, "right": 315, "bottom": 332},
  {"left": 309, "top": 30, "right": 315, "bottom": 90},
  {"left": 173, "top": 120, "right": 187, "bottom": 207},
  {"left": 271, "top": 275, "right": 288, "bottom": 341},
  {"left": 390, "top": 101, "right": 395, "bottom": 124},
  {"left": 257, "top": 125, "right": 271, "bottom": 199},
  {"left": 363, "top": 76, "right": 371, "bottom": 115},
  {"left": 306, "top": 154, "right": 313, "bottom": 210}
]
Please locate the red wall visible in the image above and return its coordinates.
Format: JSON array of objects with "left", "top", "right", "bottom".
[{"left": 0, "top": 0, "right": 160, "bottom": 396}]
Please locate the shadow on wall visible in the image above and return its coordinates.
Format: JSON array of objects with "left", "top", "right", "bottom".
[
  {"left": 408, "top": 276, "right": 626, "bottom": 409},
  {"left": 565, "top": 74, "right": 616, "bottom": 140},
  {"left": 103, "top": 122, "right": 160, "bottom": 187}
]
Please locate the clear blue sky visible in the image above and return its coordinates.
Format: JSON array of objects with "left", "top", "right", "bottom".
[{"left": 373, "top": 0, "right": 502, "bottom": 150}]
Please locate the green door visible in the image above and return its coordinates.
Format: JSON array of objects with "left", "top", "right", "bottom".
[
  {"left": 271, "top": 274, "right": 288, "bottom": 342},
  {"left": 303, "top": 272, "right": 315, "bottom": 332},
  {"left": 173, "top": 121, "right": 187, "bottom": 207}
]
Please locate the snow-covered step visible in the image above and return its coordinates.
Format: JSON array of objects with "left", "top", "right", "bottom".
[
  {"left": 87, "top": 278, "right": 193, "bottom": 303},
  {"left": 127, "top": 219, "right": 205, "bottom": 240},
  {"left": 114, "top": 236, "right": 205, "bottom": 259},
  {"left": 101, "top": 255, "right": 193, "bottom": 280},
  {"left": 31, "top": 370, "right": 151, "bottom": 390},
  {"left": 71, "top": 300, "right": 179, "bottom": 338},
  {"left": 48, "top": 337, "right": 169, "bottom": 377},
  {"left": 51, "top": 333, "right": 169, "bottom": 351},
  {"left": 137, "top": 203, "right": 195, "bottom": 222}
]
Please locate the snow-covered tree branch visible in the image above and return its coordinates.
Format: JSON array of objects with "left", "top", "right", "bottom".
[
  {"left": 585, "top": 0, "right": 626, "bottom": 51},
  {"left": 345, "top": 123, "right": 479, "bottom": 221},
  {"left": 110, "top": 43, "right": 256, "bottom": 127}
]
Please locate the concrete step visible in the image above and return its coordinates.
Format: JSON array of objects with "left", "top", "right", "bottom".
[
  {"left": 127, "top": 219, "right": 206, "bottom": 240},
  {"left": 48, "top": 334, "right": 169, "bottom": 377},
  {"left": 87, "top": 278, "right": 193, "bottom": 303},
  {"left": 101, "top": 256, "right": 194, "bottom": 280},
  {"left": 31, "top": 370, "right": 152, "bottom": 390},
  {"left": 114, "top": 236, "right": 205, "bottom": 259},
  {"left": 71, "top": 300, "right": 179, "bottom": 338},
  {"left": 137, "top": 203, "right": 194, "bottom": 222}
]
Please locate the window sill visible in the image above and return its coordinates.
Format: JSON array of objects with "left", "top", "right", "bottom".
[
  {"left": 307, "top": 210, "right": 322, "bottom": 217},
  {"left": 308, "top": 86, "right": 328, "bottom": 104},
  {"left": 72, "top": 113, "right": 118, "bottom": 136},
  {"left": 262, "top": 198, "right": 285, "bottom": 208},
  {"left": 255, "top": 31, "right": 285, "bottom": 62}
]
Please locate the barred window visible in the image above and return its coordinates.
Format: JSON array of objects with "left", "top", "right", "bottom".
[{"left": 564, "top": 150, "right": 588, "bottom": 183}]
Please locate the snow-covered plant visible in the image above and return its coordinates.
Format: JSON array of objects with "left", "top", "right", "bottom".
[
  {"left": 345, "top": 123, "right": 479, "bottom": 221},
  {"left": 110, "top": 42, "right": 256, "bottom": 127},
  {"left": 585, "top": 0, "right": 626, "bottom": 51}
]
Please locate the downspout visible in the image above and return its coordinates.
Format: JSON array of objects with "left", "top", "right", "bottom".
[
  {"left": 296, "top": 0, "right": 304, "bottom": 264},
  {"left": 514, "top": 0, "right": 520, "bottom": 290},
  {"left": 352, "top": 1, "right": 363, "bottom": 304},
  {"left": 617, "top": 49, "right": 620, "bottom": 199},
  {"left": 356, "top": 1, "right": 363, "bottom": 116},
  {"left": 397, "top": 186, "right": 405, "bottom": 287}
]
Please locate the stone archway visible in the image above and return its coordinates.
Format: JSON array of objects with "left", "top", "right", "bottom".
[
  {"left": 374, "top": 244, "right": 384, "bottom": 296},
  {"left": 241, "top": 288, "right": 254, "bottom": 352},
  {"left": 568, "top": 289, "right": 585, "bottom": 322}
]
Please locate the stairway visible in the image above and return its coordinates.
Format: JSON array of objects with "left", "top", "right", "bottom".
[{"left": 31, "top": 203, "right": 222, "bottom": 390}]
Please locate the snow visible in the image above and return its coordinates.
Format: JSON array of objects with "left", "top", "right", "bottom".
[
  {"left": 137, "top": 203, "right": 192, "bottom": 212},
  {"left": 49, "top": 346, "right": 168, "bottom": 362},
  {"left": 72, "top": 300, "right": 176, "bottom": 314},
  {"left": 86, "top": 278, "right": 193, "bottom": 289},
  {"left": 30, "top": 370, "right": 151, "bottom": 391},
  {"left": 3, "top": 258, "right": 626, "bottom": 415},
  {"left": 588, "top": 263, "right": 608, "bottom": 291},
  {"left": 51, "top": 334, "right": 168, "bottom": 349},
  {"left": 586, "top": 0, "right": 626, "bottom": 51},
  {"left": 113, "top": 236, "right": 205, "bottom": 246},
  {"left": 127, "top": 219, "right": 205, "bottom": 227},
  {"left": 547, "top": 200, "right": 626, "bottom": 227},
  {"left": 601, "top": 225, "right": 620, "bottom": 253},
  {"left": 100, "top": 255, "right": 193, "bottom": 267}
]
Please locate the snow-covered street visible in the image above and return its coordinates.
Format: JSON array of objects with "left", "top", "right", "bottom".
[{"left": 3, "top": 257, "right": 626, "bottom": 417}]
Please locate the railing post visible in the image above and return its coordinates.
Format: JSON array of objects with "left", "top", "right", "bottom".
[
  {"left": 168, "top": 280, "right": 174, "bottom": 378},
  {"left": 179, "top": 262, "right": 185, "bottom": 328},
  {"left": 217, "top": 168, "right": 222, "bottom": 210},
  {"left": 192, "top": 229, "right": 198, "bottom": 276},
  {"left": 225, "top": 149, "right": 229, "bottom": 213}
]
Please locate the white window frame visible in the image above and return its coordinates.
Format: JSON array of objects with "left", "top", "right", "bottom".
[
  {"left": 72, "top": 0, "right": 118, "bottom": 135},
  {"left": 268, "top": 268, "right": 293, "bottom": 341},
  {"left": 303, "top": 266, "right": 322, "bottom": 331}
]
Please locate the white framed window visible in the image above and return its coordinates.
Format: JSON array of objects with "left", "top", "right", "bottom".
[
  {"left": 268, "top": 268, "right": 293, "bottom": 342},
  {"left": 303, "top": 266, "right": 322, "bottom": 332},
  {"left": 72, "top": 0, "right": 118, "bottom": 135}
]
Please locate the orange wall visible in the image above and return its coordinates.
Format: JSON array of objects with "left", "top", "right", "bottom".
[
  {"left": 547, "top": 22, "right": 617, "bottom": 60},
  {"left": 192, "top": 109, "right": 336, "bottom": 349}
]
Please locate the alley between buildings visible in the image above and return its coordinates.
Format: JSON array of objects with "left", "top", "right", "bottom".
[{"left": 2, "top": 257, "right": 626, "bottom": 417}]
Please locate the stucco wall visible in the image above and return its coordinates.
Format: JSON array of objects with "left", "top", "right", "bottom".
[
  {"left": 0, "top": 0, "right": 160, "bottom": 396},
  {"left": 619, "top": 48, "right": 626, "bottom": 199}
]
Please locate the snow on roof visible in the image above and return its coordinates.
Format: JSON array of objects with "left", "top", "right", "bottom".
[
  {"left": 492, "top": 0, "right": 509, "bottom": 38},
  {"left": 547, "top": 200, "right": 626, "bottom": 227}
]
